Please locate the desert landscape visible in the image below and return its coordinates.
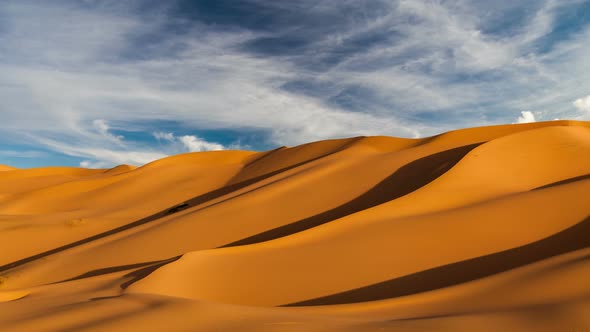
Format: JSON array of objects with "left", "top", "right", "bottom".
[{"left": 0, "top": 120, "right": 588, "bottom": 331}]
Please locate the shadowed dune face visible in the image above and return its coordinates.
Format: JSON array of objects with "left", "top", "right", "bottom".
[
  {"left": 1, "top": 121, "right": 590, "bottom": 331},
  {"left": 286, "top": 214, "right": 590, "bottom": 306},
  {"left": 222, "top": 143, "right": 481, "bottom": 247}
]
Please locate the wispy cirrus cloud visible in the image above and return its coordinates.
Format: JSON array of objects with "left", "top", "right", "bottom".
[
  {"left": 0, "top": 0, "right": 589, "bottom": 167},
  {"left": 0, "top": 150, "right": 49, "bottom": 158}
]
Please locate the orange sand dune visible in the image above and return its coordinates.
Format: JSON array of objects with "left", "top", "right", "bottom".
[
  {"left": 0, "top": 165, "right": 17, "bottom": 172},
  {"left": 1, "top": 120, "right": 590, "bottom": 331}
]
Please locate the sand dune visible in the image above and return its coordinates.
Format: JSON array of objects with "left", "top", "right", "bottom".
[
  {"left": 1, "top": 120, "right": 589, "bottom": 331},
  {"left": 0, "top": 165, "right": 17, "bottom": 172}
]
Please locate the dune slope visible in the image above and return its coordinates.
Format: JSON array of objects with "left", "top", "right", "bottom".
[{"left": 1, "top": 120, "right": 590, "bottom": 331}]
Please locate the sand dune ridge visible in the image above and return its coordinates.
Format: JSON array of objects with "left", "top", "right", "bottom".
[{"left": 1, "top": 120, "right": 590, "bottom": 331}]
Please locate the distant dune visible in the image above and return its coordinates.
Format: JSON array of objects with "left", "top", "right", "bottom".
[
  {"left": 0, "top": 165, "right": 17, "bottom": 172},
  {"left": 1, "top": 120, "right": 590, "bottom": 331}
]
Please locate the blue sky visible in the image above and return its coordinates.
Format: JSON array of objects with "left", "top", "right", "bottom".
[{"left": 1, "top": 0, "right": 590, "bottom": 168}]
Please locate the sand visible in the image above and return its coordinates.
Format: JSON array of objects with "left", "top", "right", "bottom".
[{"left": 0, "top": 120, "right": 589, "bottom": 331}]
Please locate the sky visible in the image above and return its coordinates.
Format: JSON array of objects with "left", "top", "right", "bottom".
[{"left": 1, "top": 0, "right": 590, "bottom": 168}]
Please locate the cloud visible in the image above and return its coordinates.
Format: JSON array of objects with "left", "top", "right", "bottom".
[
  {"left": 0, "top": 1, "right": 414, "bottom": 148},
  {"left": 1, "top": 1, "right": 590, "bottom": 168},
  {"left": 34, "top": 132, "right": 167, "bottom": 168},
  {"left": 93, "top": 119, "right": 124, "bottom": 144},
  {"left": 179, "top": 135, "right": 225, "bottom": 152},
  {"left": 155, "top": 131, "right": 227, "bottom": 152},
  {"left": 79, "top": 160, "right": 110, "bottom": 169},
  {"left": 516, "top": 111, "right": 536, "bottom": 123},
  {"left": 314, "top": 0, "right": 590, "bottom": 124},
  {"left": 153, "top": 132, "right": 175, "bottom": 142},
  {"left": 573, "top": 95, "right": 590, "bottom": 114},
  {"left": 0, "top": 150, "right": 49, "bottom": 158}
]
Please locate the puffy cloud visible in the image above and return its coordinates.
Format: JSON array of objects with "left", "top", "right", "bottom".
[
  {"left": 573, "top": 96, "right": 590, "bottom": 114},
  {"left": 179, "top": 135, "right": 225, "bottom": 152},
  {"left": 516, "top": 111, "right": 536, "bottom": 123},
  {"left": 155, "top": 131, "right": 227, "bottom": 152}
]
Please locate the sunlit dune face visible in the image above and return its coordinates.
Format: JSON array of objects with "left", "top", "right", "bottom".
[{"left": 0, "top": 121, "right": 590, "bottom": 331}]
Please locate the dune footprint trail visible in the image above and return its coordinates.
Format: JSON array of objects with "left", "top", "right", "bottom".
[{"left": 1, "top": 120, "right": 590, "bottom": 331}]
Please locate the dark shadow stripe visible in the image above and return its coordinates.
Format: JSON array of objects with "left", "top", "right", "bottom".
[
  {"left": 533, "top": 173, "right": 590, "bottom": 191},
  {"left": 222, "top": 143, "right": 481, "bottom": 248},
  {"left": 225, "top": 138, "right": 363, "bottom": 185},
  {"left": 0, "top": 141, "right": 357, "bottom": 273},
  {"left": 58, "top": 259, "right": 174, "bottom": 283},
  {"left": 242, "top": 146, "right": 287, "bottom": 168},
  {"left": 90, "top": 295, "right": 122, "bottom": 301},
  {"left": 184, "top": 137, "right": 363, "bottom": 209},
  {"left": 284, "top": 215, "right": 590, "bottom": 306},
  {"left": 120, "top": 256, "right": 181, "bottom": 289}
]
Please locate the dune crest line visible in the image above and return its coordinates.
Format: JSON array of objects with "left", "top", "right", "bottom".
[{"left": 1, "top": 121, "right": 590, "bottom": 331}]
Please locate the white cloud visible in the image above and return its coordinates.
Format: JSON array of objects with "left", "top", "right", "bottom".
[
  {"left": 93, "top": 119, "right": 123, "bottom": 144},
  {"left": 153, "top": 131, "right": 227, "bottom": 152},
  {"left": 573, "top": 95, "right": 590, "bottom": 114},
  {"left": 516, "top": 111, "right": 536, "bottom": 123},
  {"left": 93, "top": 119, "right": 110, "bottom": 135},
  {"left": 0, "top": 1, "right": 417, "bottom": 151},
  {"left": 36, "top": 135, "right": 167, "bottom": 167},
  {"left": 179, "top": 135, "right": 225, "bottom": 152},
  {"left": 153, "top": 132, "right": 175, "bottom": 142},
  {"left": 0, "top": 0, "right": 589, "bottom": 167},
  {"left": 318, "top": 0, "right": 590, "bottom": 130},
  {"left": 79, "top": 160, "right": 109, "bottom": 169},
  {"left": 155, "top": 131, "right": 228, "bottom": 153}
]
